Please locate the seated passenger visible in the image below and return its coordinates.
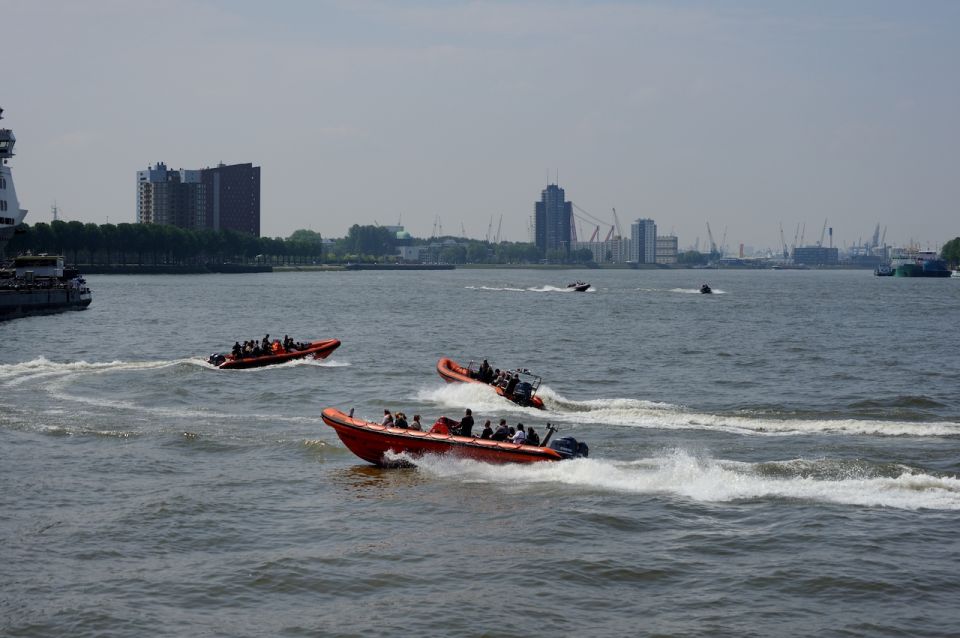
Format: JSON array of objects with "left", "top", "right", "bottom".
[
  {"left": 394, "top": 412, "right": 408, "bottom": 429},
  {"left": 381, "top": 410, "right": 394, "bottom": 427},
  {"left": 479, "top": 420, "right": 493, "bottom": 439},
  {"left": 410, "top": 415, "right": 423, "bottom": 431},
  {"left": 491, "top": 419, "right": 509, "bottom": 441},
  {"left": 525, "top": 427, "right": 540, "bottom": 446},
  {"left": 511, "top": 424, "right": 527, "bottom": 444}
]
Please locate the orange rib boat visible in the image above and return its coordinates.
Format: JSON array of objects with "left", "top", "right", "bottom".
[
  {"left": 436, "top": 357, "right": 546, "bottom": 410},
  {"left": 211, "top": 338, "right": 341, "bottom": 370},
  {"left": 321, "top": 408, "right": 576, "bottom": 467}
]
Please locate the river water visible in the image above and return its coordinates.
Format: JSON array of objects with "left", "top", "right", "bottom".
[{"left": 2, "top": 269, "right": 959, "bottom": 637}]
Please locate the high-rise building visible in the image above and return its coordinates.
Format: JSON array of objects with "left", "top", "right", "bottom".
[
  {"left": 201, "top": 163, "right": 260, "bottom": 236},
  {"left": 630, "top": 218, "right": 657, "bottom": 263},
  {"left": 534, "top": 184, "right": 572, "bottom": 257},
  {"left": 136, "top": 161, "right": 260, "bottom": 235}
]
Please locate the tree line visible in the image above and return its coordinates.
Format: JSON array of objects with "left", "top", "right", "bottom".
[
  {"left": 7, "top": 221, "right": 324, "bottom": 266},
  {"left": 6, "top": 221, "right": 592, "bottom": 266}
]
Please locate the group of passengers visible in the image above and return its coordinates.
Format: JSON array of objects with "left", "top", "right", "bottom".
[
  {"left": 231, "top": 334, "right": 306, "bottom": 359},
  {"left": 471, "top": 360, "right": 525, "bottom": 398},
  {"left": 381, "top": 406, "right": 542, "bottom": 446},
  {"left": 381, "top": 409, "right": 424, "bottom": 431},
  {"left": 478, "top": 418, "right": 540, "bottom": 445}
]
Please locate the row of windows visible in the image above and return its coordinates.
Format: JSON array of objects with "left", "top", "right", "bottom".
[
  {"left": 1, "top": 216, "right": 15, "bottom": 225},
  {"left": 0, "top": 199, "right": 8, "bottom": 211}
]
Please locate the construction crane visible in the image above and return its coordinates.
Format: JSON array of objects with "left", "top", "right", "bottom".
[
  {"left": 486, "top": 216, "right": 493, "bottom": 243},
  {"left": 611, "top": 208, "right": 623, "bottom": 239},
  {"left": 881, "top": 226, "right": 887, "bottom": 246},
  {"left": 799, "top": 222, "right": 806, "bottom": 247},
  {"left": 494, "top": 215, "right": 503, "bottom": 244},
  {"left": 720, "top": 226, "right": 728, "bottom": 257},
  {"left": 589, "top": 225, "right": 600, "bottom": 242},
  {"left": 818, "top": 218, "right": 828, "bottom": 247},
  {"left": 779, "top": 223, "right": 789, "bottom": 259},
  {"left": 706, "top": 222, "right": 717, "bottom": 254},
  {"left": 871, "top": 223, "right": 881, "bottom": 249}
]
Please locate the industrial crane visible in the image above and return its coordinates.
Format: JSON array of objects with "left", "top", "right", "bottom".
[
  {"left": 779, "top": 223, "right": 789, "bottom": 259},
  {"left": 818, "top": 218, "right": 828, "bottom": 247},
  {"left": 706, "top": 222, "right": 717, "bottom": 254}
]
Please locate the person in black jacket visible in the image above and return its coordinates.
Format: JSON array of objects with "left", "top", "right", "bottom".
[
  {"left": 457, "top": 408, "right": 475, "bottom": 437},
  {"left": 504, "top": 373, "right": 520, "bottom": 397}
]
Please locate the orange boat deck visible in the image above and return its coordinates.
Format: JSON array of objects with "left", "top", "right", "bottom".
[
  {"left": 321, "top": 408, "right": 563, "bottom": 466},
  {"left": 218, "top": 338, "right": 341, "bottom": 369},
  {"left": 436, "top": 357, "right": 545, "bottom": 410}
]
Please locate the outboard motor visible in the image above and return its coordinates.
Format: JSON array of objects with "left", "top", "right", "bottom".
[
  {"left": 549, "top": 436, "right": 589, "bottom": 459},
  {"left": 512, "top": 381, "right": 533, "bottom": 404},
  {"left": 208, "top": 353, "right": 227, "bottom": 366}
]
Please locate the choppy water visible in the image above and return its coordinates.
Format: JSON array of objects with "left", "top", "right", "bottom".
[{"left": 2, "top": 269, "right": 959, "bottom": 637}]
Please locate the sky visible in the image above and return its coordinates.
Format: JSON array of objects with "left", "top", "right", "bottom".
[{"left": 4, "top": 0, "right": 959, "bottom": 252}]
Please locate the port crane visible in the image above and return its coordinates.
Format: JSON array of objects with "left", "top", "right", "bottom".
[
  {"left": 779, "top": 223, "right": 789, "bottom": 259},
  {"left": 817, "top": 218, "right": 828, "bottom": 247},
  {"left": 706, "top": 222, "right": 717, "bottom": 255}
]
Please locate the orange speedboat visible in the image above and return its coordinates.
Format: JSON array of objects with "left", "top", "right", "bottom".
[
  {"left": 321, "top": 408, "right": 587, "bottom": 467},
  {"left": 436, "top": 357, "right": 546, "bottom": 410},
  {"left": 209, "top": 338, "right": 341, "bottom": 370}
]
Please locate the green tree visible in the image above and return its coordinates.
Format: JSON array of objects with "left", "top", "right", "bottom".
[{"left": 941, "top": 237, "right": 960, "bottom": 268}]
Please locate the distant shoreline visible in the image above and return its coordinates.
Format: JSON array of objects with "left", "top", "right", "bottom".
[{"left": 72, "top": 263, "right": 878, "bottom": 274}]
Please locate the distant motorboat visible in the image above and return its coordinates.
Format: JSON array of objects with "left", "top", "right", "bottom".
[
  {"left": 700, "top": 284, "right": 713, "bottom": 294},
  {"left": 567, "top": 281, "right": 590, "bottom": 292},
  {"left": 874, "top": 264, "right": 894, "bottom": 276}
]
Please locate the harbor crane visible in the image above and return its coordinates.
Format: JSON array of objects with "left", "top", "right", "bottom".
[
  {"left": 779, "top": 223, "right": 789, "bottom": 259},
  {"left": 818, "top": 218, "right": 828, "bottom": 247},
  {"left": 706, "top": 222, "right": 717, "bottom": 254}
]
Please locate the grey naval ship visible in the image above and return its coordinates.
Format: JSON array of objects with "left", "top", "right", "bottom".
[{"left": 1, "top": 107, "right": 92, "bottom": 320}]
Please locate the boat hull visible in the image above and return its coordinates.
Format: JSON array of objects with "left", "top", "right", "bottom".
[
  {"left": 217, "top": 338, "right": 340, "bottom": 369},
  {"left": 0, "top": 287, "right": 92, "bottom": 321},
  {"left": 436, "top": 357, "right": 545, "bottom": 410},
  {"left": 894, "top": 264, "right": 952, "bottom": 277},
  {"left": 321, "top": 408, "right": 564, "bottom": 466}
]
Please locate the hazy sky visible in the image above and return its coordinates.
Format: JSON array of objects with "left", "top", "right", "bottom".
[{"left": 5, "top": 0, "right": 958, "bottom": 251}]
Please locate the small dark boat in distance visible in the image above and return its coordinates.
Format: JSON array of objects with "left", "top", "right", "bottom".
[
  {"left": 437, "top": 357, "right": 545, "bottom": 409},
  {"left": 567, "top": 281, "right": 590, "bottom": 292},
  {"left": 700, "top": 283, "right": 712, "bottom": 294},
  {"left": 321, "top": 407, "right": 588, "bottom": 467},
  {"left": 208, "top": 338, "right": 340, "bottom": 369}
]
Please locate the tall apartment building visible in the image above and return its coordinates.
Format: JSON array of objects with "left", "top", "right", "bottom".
[
  {"left": 137, "top": 162, "right": 260, "bottom": 235},
  {"left": 630, "top": 218, "right": 657, "bottom": 263},
  {"left": 534, "top": 183, "right": 572, "bottom": 257}
]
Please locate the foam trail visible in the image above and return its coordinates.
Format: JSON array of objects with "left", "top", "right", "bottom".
[
  {"left": 411, "top": 450, "right": 960, "bottom": 510},
  {"left": 418, "top": 384, "right": 960, "bottom": 437},
  {"left": 0, "top": 356, "right": 188, "bottom": 386},
  {"left": 464, "top": 285, "right": 527, "bottom": 292},
  {"left": 537, "top": 388, "right": 960, "bottom": 438}
]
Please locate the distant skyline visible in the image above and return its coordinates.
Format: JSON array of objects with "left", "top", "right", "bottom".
[{"left": 5, "top": 0, "right": 959, "bottom": 251}]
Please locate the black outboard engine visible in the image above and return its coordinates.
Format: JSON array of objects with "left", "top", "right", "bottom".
[
  {"left": 208, "top": 353, "right": 227, "bottom": 366},
  {"left": 512, "top": 381, "right": 533, "bottom": 405},
  {"left": 549, "top": 436, "right": 589, "bottom": 459}
]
